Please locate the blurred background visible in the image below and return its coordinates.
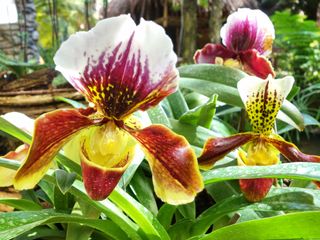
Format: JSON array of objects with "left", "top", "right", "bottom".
[{"left": 0, "top": 0, "right": 319, "bottom": 154}]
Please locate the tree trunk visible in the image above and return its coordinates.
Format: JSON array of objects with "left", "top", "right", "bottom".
[
  {"left": 209, "top": 0, "right": 224, "bottom": 43},
  {"left": 16, "top": 0, "right": 39, "bottom": 61},
  {"left": 180, "top": 0, "right": 197, "bottom": 63}
]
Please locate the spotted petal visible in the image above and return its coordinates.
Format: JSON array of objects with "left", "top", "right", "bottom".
[
  {"left": 14, "top": 108, "right": 98, "bottom": 190},
  {"left": 54, "top": 15, "right": 178, "bottom": 120},
  {"left": 238, "top": 75, "right": 294, "bottom": 134},
  {"left": 127, "top": 124, "right": 203, "bottom": 205},
  {"left": 220, "top": 8, "right": 274, "bottom": 55},
  {"left": 194, "top": 44, "right": 236, "bottom": 64},
  {"left": 198, "top": 133, "right": 259, "bottom": 169}
]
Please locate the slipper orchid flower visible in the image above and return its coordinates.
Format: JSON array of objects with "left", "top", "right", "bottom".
[
  {"left": 13, "top": 15, "right": 203, "bottom": 205},
  {"left": 194, "top": 8, "right": 275, "bottom": 79},
  {"left": 198, "top": 75, "right": 320, "bottom": 202}
]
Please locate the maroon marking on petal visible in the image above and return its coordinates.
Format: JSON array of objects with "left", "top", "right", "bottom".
[
  {"left": 239, "top": 178, "right": 273, "bottom": 202},
  {"left": 198, "top": 133, "right": 259, "bottom": 169},
  {"left": 239, "top": 49, "right": 275, "bottom": 79},
  {"left": 81, "top": 159, "right": 124, "bottom": 201},
  {"left": 265, "top": 137, "right": 320, "bottom": 163},
  {"left": 227, "top": 17, "right": 260, "bottom": 53},
  {"left": 126, "top": 124, "right": 203, "bottom": 203},
  {"left": 14, "top": 108, "right": 99, "bottom": 189},
  {"left": 71, "top": 33, "right": 177, "bottom": 120},
  {"left": 194, "top": 44, "right": 237, "bottom": 64}
]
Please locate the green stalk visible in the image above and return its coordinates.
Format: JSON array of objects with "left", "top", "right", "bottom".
[{"left": 110, "top": 188, "right": 170, "bottom": 240}]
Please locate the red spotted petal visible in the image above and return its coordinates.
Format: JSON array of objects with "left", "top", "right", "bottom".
[
  {"left": 80, "top": 149, "right": 132, "bottom": 201},
  {"left": 221, "top": 8, "right": 275, "bottom": 55},
  {"left": 239, "top": 49, "right": 275, "bottom": 79},
  {"left": 194, "top": 44, "right": 236, "bottom": 64},
  {"left": 239, "top": 178, "right": 273, "bottom": 202},
  {"left": 265, "top": 136, "right": 320, "bottom": 163},
  {"left": 54, "top": 15, "right": 178, "bottom": 120},
  {"left": 127, "top": 124, "right": 203, "bottom": 205},
  {"left": 198, "top": 133, "right": 259, "bottom": 169},
  {"left": 14, "top": 108, "right": 98, "bottom": 190}
]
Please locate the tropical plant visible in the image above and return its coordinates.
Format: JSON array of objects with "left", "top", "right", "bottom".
[{"left": 0, "top": 8, "right": 320, "bottom": 240}]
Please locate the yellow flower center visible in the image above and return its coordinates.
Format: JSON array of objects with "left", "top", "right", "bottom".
[
  {"left": 82, "top": 120, "right": 136, "bottom": 168},
  {"left": 243, "top": 139, "right": 279, "bottom": 166}
]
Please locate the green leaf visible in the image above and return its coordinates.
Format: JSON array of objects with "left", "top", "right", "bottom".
[
  {"left": 0, "top": 158, "right": 154, "bottom": 240},
  {"left": 15, "top": 226, "right": 65, "bottom": 240},
  {"left": 180, "top": 77, "right": 242, "bottom": 107},
  {"left": 177, "top": 202, "right": 196, "bottom": 220},
  {"left": 278, "top": 113, "right": 320, "bottom": 134},
  {"left": 203, "top": 162, "right": 320, "bottom": 185},
  {"left": 0, "top": 199, "right": 42, "bottom": 211},
  {"left": 0, "top": 209, "right": 128, "bottom": 240},
  {"left": 166, "top": 90, "right": 189, "bottom": 119},
  {"left": 169, "top": 119, "right": 220, "bottom": 148},
  {"left": 0, "top": 116, "right": 31, "bottom": 144},
  {"left": 53, "top": 185, "right": 74, "bottom": 212},
  {"left": 109, "top": 187, "right": 170, "bottom": 240},
  {"left": 129, "top": 169, "right": 158, "bottom": 215},
  {"left": 168, "top": 219, "right": 194, "bottom": 240},
  {"left": 147, "top": 105, "right": 171, "bottom": 127},
  {"left": 198, "top": 211, "right": 320, "bottom": 240},
  {"left": 184, "top": 92, "right": 209, "bottom": 109},
  {"left": 279, "top": 99, "right": 305, "bottom": 131},
  {"left": 157, "top": 204, "right": 177, "bottom": 230},
  {"left": 179, "top": 94, "right": 218, "bottom": 129},
  {"left": 55, "top": 169, "right": 77, "bottom": 194},
  {"left": 54, "top": 96, "right": 86, "bottom": 109},
  {"left": 178, "top": 64, "right": 247, "bottom": 88},
  {"left": 38, "top": 180, "right": 55, "bottom": 204},
  {"left": 192, "top": 187, "right": 320, "bottom": 236}
]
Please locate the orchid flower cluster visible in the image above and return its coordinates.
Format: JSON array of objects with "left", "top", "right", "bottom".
[
  {"left": 195, "top": 8, "right": 320, "bottom": 201},
  {"left": 4, "top": 9, "right": 320, "bottom": 205}
]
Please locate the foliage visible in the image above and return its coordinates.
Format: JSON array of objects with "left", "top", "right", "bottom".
[
  {"left": 272, "top": 10, "right": 320, "bottom": 125},
  {"left": 0, "top": 5, "right": 319, "bottom": 240},
  {"left": 34, "top": 0, "right": 96, "bottom": 49},
  {"left": 272, "top": 10, "right": 320, "bottom": 86},
  {"left": 0, "top": 65, "right": 319, "bottom": 239}
]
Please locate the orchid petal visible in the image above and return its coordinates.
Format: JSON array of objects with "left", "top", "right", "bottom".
[
  {"left": 2, "top": 112, "right": 34, "bottom": 134},
  {"left": 239, "top": 49, "right": 275, "bottom": 79},
  {"left": 238, "top": 75, "right": 294, "bottom": 134},
  {"left": 265, "top": 135, "right": 320, "bottom": 163},
  {"left": 193, "top": 44, "right": 236, "bottom": 64},
  {"left": 0, "top": 144, "right": 29, "bottom": 187},
  {"left": 54, "top": 15, "right": 178, "bottom": 120},
  {"left": 80, "top": 122, "right": 137, "bottom": 200},
  {"left": 220, "top": 8, "right": 275, "bottom": 55},
  {"left": 238, "top": 148, "right": 274, "bottom": 202},
  {"left": 127, "top": 124, "right": 203, "bottom": 205},
  {"left": 239, "top": 178, "right": 273, "bottom": 202},
  {"left": 14, "top": 108, "right": 98, "bottom": 190},
  {"left": 198, "top": 133, "right": 259, "bottom": 169}
]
